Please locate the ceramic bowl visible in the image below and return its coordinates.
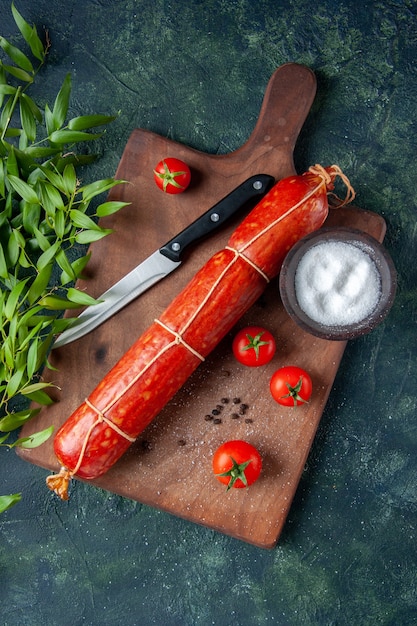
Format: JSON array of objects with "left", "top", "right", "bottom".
[{"left": 279, "top": 227, "right": 397, "bottom": 340}]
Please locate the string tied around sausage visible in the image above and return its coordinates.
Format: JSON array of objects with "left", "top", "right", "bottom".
[
  {"left": 154, "top": 319, "right": 205, "bottom": 361},
  {"left": 308, "top": 164, "right": 356, "bottom": 207},
  {"left": 224, "top": 247, "right": 270, "bottom": 283},
  {"left": 84, "top": 398, "right": 137, "bottom": 443},
  {"left": 46, "top": 399, "right": 137, "bottom": 499}
]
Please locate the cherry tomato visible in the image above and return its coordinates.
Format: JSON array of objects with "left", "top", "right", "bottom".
[
  {"left": 212, "top": 440, "right": 262, "bottom": 490},
  {"left": 270, "top": 365, "right": 312, "bottom": 407},
  {"left": 153, "top": 157, "right": 191, "bottom": 194},
  {"left": 232, "top": 325, "right": 276, "bottom": 367}
]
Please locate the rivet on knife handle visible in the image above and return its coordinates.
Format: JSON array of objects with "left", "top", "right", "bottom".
[{"left": 159, "top": 174, "right": 275, "bottom": 262}]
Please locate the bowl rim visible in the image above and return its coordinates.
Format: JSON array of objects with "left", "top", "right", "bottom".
[{"left": 279, "top": 226, "right": 397, "bottom": 340}]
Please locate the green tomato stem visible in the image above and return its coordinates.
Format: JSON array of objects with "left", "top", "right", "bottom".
[{"left": 216, "top": 456, "right": 252, "bottom": 490}]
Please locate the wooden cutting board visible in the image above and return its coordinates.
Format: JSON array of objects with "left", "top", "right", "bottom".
[{"left": 17, "top": 63, "right": 386, "bottom": 548}]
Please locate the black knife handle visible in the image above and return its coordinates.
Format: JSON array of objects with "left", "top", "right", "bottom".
[{"left": 159, "top": 174, "right": 275, "bottom": 262}]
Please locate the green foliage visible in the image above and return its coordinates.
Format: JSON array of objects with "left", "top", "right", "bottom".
[
  {"left": 0, "top": 492, "right": 21, "bottom": 513},
  {"left": 0, "top": 3, "right": 130, "bottom": 508}
]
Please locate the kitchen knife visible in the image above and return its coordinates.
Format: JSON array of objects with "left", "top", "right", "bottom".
[{"left": 53, "top": 174, "right": 274, "bottom": 348}]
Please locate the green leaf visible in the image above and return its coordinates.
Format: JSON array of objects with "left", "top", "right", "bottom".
[
  {"left": 0, "top": 493, "right": 21, "bottom": 514},
  {"left": 19, "top": 96, "right": 36, "bottom": 141},
  {"left": 71, "top": 252, "right": 92, "bottom": 275},
  {"left": 60, "top": 252, "right": 91, "bottom": 285},
  {"left": 39, "top": 166, "right": 66, "bottom": 193},
  {"left": 21, "top": 93, "right": 42, "bottom": 123},
  {"left": 56, "top": 249, "right": 75, "bottom": 281},
  {"left": 6, "top": 147, "right": 19, "bottom": 177},
  {"left": 8, "top": 174, "right": 40, "bottom": 204},
  {"left": 1, "top": 99, "right": 17, "bottom": 137},
  {"left": 14, "top": 425, "right": 54, "bottom": 449},
  {"left": 0, "top": 160, "right": 5, "bottom": 198},
  {"left": 0, "top": 84, "right": 17, "bottom": 95},
  {"left": 17, "top": 318, "right": 44, "bottom": 351},
  {"left": 33, "top": 226, "right": 52, "bottom": 252},
  {"left": 75, "top": 228, "right": 111, "bottom": 244},
  {"left": 12, "top": 227, "right": 26, "bottom": 250},
  {"left": 0, "top": 36, "right": 33, "bottom": 73},
  {"left": 5, "top": 367, "right": 25, "bottom": 399},
  {"left": 96, "top": 200, "right": 130, "bottom": 217},
  {"left": 51, "top": 72, "right": 71, "bottom": 131},
  {"left": 50, "top": 317, "right": 74, "bottom": 334},
  {"left": 44, "top": 103, "right": 54, "bottom": 136},
  {"left": 16, "top": 303, "right": 41, "bottom": 326},
  {"left": 27, "top": 263, "right": 53, "bottom": 304},
  {"left": 26, "top": 337, "right": 39, "bottom": 379},
  {"left": 38, "top": 294, "right": 83, "bottom": 310},
  {"left": 61, "top": 163, "right": 77, "bottom": 196},
  {"left": 80, "top": 178, "right": 125, "bottom": 202},
  {"left": 39, "top": 180, "right": 65, "bottom": 214},
  {"left": 20, "top": 388, "right": 54, "bottom": 406},
  {"left": 54, "top": 209, "right": 65, "bottom": 239},
  {"left": 0, "top": 66, "right": 5, "bottom": 108},
  {"left": 7, "top": 314, "right": 18, "bottom": 347},
  {"left": 22, "top": 202, "right": 41, "bottom": 234},
  {"left": 69, "top": 208, "right": 99, "bottom": 230},
  {"left": 68, "top": 113, "right": 117, "bottom": 130},
  {"left": 24, "top": 146, "right": 61, "bottom": 159},
  {"left": 4, "top": 127, "right": 22, "bottom": 138},
  {"left": 0, "top": 408, "right": 35, "bottom": 431},
  {"left": 7, "top": 229, "right": 21, "bottom": 266},
  {"left": 4, "top": 277, "right": 29, "bottom": 320},
  {"left": 36, "top": 241, "right": 59, "bottom": 270},
  {"left": 20, "top": 382, "right": 54, "bottom": 395},
  {"left": 0, "top": 64, "right": 5, "bottom": 89},
  {"left": 11, "top": 2, "right": 46, "bottom": 62},
  {"left": 19, "top": 129, "right": 28, "bottom": 151},
  {"left": 0, "top": 433, "right": 11, "bottom": 445},
  {"left": 0, "top": 95, "right": 13, "bottom": 134},
  {"left": 32, "top": 330, "right": 54, "bottom": 367},
  {"left": 67, "top": 287, "right": 101, "bottom": 306},
  {"left": 49, "top": 129, "right": 102, "bottom": 144},
  {"left": 0, "top": 244, "right": 9, "bottom": 278},
  {"left": 2, "top": 63, "right": 33, "bottom": 83},
  {"left": 3, "top": 334, "right": 15, "bottom": 368}
]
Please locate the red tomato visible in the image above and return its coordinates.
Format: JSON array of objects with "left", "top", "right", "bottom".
[
  {"left": 153, "top": 157, "right": 191, "bottom": 194},
  {"left": 212, "top": 440, "right": 262, "bottom": 490},
  {"left": 270, "top": 365, "right": 312, "bottom": 406},
  {"left": 232, "top": 325, "right": 276, "bottom": 367}
]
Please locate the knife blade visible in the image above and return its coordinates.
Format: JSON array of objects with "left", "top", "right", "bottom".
[{"left": 53, "top": 173, "right": 274, "bottom": 349}]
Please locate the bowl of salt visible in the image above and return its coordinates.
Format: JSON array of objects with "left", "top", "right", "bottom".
[{"left": 279, "top": 227, "right": 397, "bottom": 340}]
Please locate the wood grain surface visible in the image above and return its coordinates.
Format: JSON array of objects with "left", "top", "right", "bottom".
[{"left": 17, "top": 63, "right": 386, "bottom": 548}]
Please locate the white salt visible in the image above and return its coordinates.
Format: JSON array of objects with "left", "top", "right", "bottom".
[{"left": 294, "top": 240, "right": 381, "bottom": 326}]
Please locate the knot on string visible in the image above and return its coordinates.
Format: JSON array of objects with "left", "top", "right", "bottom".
[
  {"left": 224, "top": 246, "right": 270, "bottom": 283},
  {"left": 154, "top": 319, "right": 205, "bottom": 361},
  {"left": 46, "top": 466, "right": 72, "bottom": 501},
  {"left": 84, "top": 398, "right": 136, "bottom": 443},
  {"left": 308, "top": 164, "right": 356, "bottom": 208},
  {"left": 46, "top": 399, "right": 136, "bottom": 501}
]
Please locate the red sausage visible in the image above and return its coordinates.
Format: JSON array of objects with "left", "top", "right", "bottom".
[{"left": 46, "top": 165, "right": 354, "bottom": 499}]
